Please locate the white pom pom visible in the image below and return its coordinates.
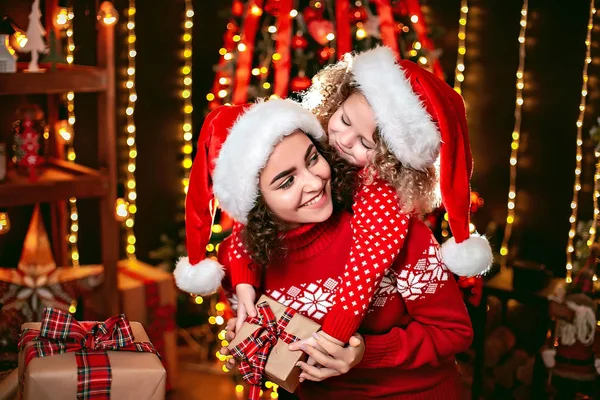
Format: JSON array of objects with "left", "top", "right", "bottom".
[
  {"left": 441, "top": 233, "right": 493, "bottom": 277},
  {"left": 173, "top": 257, "right": 225, "bottom": 295}
]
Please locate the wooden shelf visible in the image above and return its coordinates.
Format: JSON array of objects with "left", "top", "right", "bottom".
[
  {"left": 0, "top": 63, "right": 108, "bottom": 95},
  {"left": 0, "top": 158, "right": 108, "bottom": 207}
]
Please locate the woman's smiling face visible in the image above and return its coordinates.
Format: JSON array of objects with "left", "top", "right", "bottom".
[{"left": 258, "top": 130, "right": 333, "bottom": 229}]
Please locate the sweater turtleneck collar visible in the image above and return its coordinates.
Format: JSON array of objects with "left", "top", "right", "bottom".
[{"left": 277, "top": 212, "right": 344, "bottom": 262}]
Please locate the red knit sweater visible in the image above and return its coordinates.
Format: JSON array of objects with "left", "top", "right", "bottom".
[
  {"left": 219, "top": 211, "right": 473, "bottom": 399},
  {"left": 228, "top": 178, "right": 409, "bottom": 342}
]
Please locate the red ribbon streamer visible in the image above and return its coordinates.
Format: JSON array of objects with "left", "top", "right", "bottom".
[
  {"left": 233, "top": 0, "right": 264, "bottom": 105},
  {"left": 231, "top": 302, "right": 300, "bottom": 400},
  {"left": 375, "top": 0, "right": 400, "bottom": 60},
  {"left": 273, "top": 0, "right": 293, "bottom": 98},
  {"left": 18, "top": 308, "right": 158, "bottom": 400},
  {"left": 403, "top": 0, "right": 444, "bottom": 79},
  {"left": 335, "top": 0, "right": 352, "bottom": 59}
]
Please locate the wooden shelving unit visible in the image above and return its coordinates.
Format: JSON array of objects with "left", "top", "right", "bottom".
[
  {"left": 0, "top": 158, "right": 108, "bottom": 207},
  {"left": 0, "top": 63, "right": 108, "bottom": 95},
  {"left": 0, "top": 2, "right": 120, "bottom": 317}
]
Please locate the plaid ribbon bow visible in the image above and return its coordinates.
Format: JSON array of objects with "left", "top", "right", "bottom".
[
  {"left": 18, "top": 308, "right": 159, "bottom": 400},
  {"left": 231, "top": 301, "right": 300, "bottom": 400}
]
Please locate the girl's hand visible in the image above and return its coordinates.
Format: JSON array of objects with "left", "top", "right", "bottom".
[{"left": 235, "top": 283, "right": 257, "bottom": 332}]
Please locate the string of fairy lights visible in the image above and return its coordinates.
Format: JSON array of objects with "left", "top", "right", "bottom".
[
  {"left": 65, "top": 8, "right": 80, "bottom": 267},
  {"left": 122, "top": 1, "right": 138, "bottom": 259},
  {"left": 182, "top": 0, "right": 194, "bottom": 194},
  {"left": 499, "top": 0, "right": 529, "bottom": 269},
  {"left": 453, "top": 0, "right": 468, "bottom": 94},
  {"left": 55, "top": 5, "right": 80, "bottom": 266},
  {"left": 567, "top": 1, "right": 596, "bottom": 283}
]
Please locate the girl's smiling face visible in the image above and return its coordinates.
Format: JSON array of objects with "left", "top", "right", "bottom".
[{"left": 327, "top": 91, "right": 377, "bottom": 167}]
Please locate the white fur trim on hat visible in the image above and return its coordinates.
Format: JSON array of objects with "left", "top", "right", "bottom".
[
  {"left": 173, "top": 257, "right": 225, "bottom": 295},
  {"left": 351, "top": 46, "right": 440, "bottom": 170},
  {"left": 440, "top": 233, "right": 493, "bottom": 277},
  {"left": 213, "top": 99, "right": 325, "bottom": 224}
]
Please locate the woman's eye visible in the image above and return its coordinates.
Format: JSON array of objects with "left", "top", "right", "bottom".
[
  {"left": 341, "top": 114, "right": 350, "bottom": 126},
  {"left": 360, "top": 138, "right": 373, "bottom": 150},
  {"left": 279, "top": 176, "right": 294, "bottom": 190},
  {"left": 308, "top": 152, "right": 319, "bottom": 165}
]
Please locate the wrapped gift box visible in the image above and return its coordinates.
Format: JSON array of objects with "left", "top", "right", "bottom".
[
  {"left": 228, "top": 295, "right": 320, "bottom": 393},
  {"left": 18, "top": 313, "right": 165, "bottom": 399},
  {"left": 84, "top": 260, "right": 177, "bottom": 389}
]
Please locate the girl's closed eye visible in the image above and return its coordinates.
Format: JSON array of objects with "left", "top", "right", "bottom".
[
  {"left": 279, "top": 176, "right": 294, "bottom": 190},
  {"left": 360, "top": 138, "right": 373, "bottom": 150},
  {"left": 341, "top": 114, "right": 350, "bottom": 126}
]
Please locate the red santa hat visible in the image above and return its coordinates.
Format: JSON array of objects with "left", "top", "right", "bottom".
[
  {"left": 173, "top": 104, "right": 249, "bottom": 295},
  {"left": 351, "top": 46, "right": 493, "bottom": 277},
  {"left": 174, "top": 99, "right": 324, "bottom": 295}
]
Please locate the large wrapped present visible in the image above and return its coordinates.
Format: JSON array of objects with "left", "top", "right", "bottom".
[
  {"left": 228, "top": 295, "right": 320, "bottom": 398},
  {"left": 84, "top": 260, "right": 177, "bottom": 390},
  {"left": 18, "top": 308, "right": 165, "bottom": 400}
]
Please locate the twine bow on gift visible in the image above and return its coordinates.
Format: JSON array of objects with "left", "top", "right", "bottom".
[
  {"left": 231, "top": 301, "right": 300, "bottom": 400},
  {"left": 18, "top": 308, "right": 159, "bottom": 400}
]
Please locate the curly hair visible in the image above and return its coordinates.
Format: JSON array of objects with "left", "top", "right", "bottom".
[
  {"left": 365, "top": 131, "right": 439, "bottom": 214},
  {"left": 301, "top": 55, "right": 354, "bottom": 131},
  {"left": 243, "top": 135, "right": 359, "bottom": 268},
  {"left": 302, "top": 57, "right": 439, "bottom": 215}
]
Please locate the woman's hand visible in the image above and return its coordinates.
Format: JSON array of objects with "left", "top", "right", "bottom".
[
  {"left": 289, "top": 332, "right": 365, "bottom": 382},
  {"left": 219, "top": 317, "right": 238, "bottom": 370},
  {"left": 235, "top": 284, "right": 257, "bottom": 332}
]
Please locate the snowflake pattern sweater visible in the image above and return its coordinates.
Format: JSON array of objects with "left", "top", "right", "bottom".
[
  {"left": 219, "top": 211, "right": 473, "bottom": 399},
  {"left": 228, "top": 178, "right": 409, "bottom": 342}
]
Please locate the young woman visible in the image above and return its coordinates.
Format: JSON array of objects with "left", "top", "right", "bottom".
[{"left": 174, "top": 99, "right": 473, "bottom": 399}]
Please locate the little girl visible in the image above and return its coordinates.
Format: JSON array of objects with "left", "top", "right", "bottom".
[{"left": 181, "top": 46, "right": 493, "bottom": 345}]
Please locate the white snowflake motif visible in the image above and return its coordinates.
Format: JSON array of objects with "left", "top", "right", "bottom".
[
  {"left": 369, "top": 269, "right": 398, "bottom": 310},
  {"left": 394, "top": 240, "right": 449, "bottom": 301},
  {"left": 297, "top": 284, "right": 333, "bottom": 320},
  {"left": 266, "top": 279, "right": 337, "bottom": 321}
]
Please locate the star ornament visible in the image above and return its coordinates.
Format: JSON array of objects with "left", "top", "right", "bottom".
[{"left": 0, "top": 205, "right": 103, "bottom": 321}]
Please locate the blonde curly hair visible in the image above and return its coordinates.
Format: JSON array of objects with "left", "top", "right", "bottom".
[{"left": 301, "top": 56, "right": 439, "bottom": 215}]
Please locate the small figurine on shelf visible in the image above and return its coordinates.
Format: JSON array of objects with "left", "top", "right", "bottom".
[
  {"left": 0, "top": 34, "right": 17, "bottom": 73},
  {"left": 541, "top": 243, "right": 600, "bottom": 399},
  {"left": 43, "top": 30, "right": 65, "bottom": 70},
  {"left": 12, "top": 105, "right": 47, "bottom": 181},
  {"left": 22, "top": 0, "right": 47, "bottom": 72}
]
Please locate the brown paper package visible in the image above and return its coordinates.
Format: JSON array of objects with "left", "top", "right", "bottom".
[
  {"left": 228, "top": 295, "right": 320, "bottom": 393},
  {"left": 18, "top": 321, "right": 166, "bottom": 400},
  {"left": 84, "top": 260, "right": 177, "bottom": 387}
]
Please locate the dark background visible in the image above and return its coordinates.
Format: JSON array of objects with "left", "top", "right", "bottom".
[{"left": 0, "top": 0, "right": 598, "bottom": 278}]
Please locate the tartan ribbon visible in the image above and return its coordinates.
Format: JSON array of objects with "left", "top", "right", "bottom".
[
  {"left": 18, "top": 308, "right": 159, "bottom": 400},
  {"left": 231, "top": 301, "right": 300, "bottom": 400}
]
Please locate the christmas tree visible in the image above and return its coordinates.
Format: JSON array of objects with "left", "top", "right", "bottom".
[
  {"left": 205, "top": 0, "right": 444, "bottom": 111},
  {"left": 43, "top": 29, "right": 66, "bottom": 70},
  {"left": 22, "top": 0, "right": 47, "bottom": 72}
]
